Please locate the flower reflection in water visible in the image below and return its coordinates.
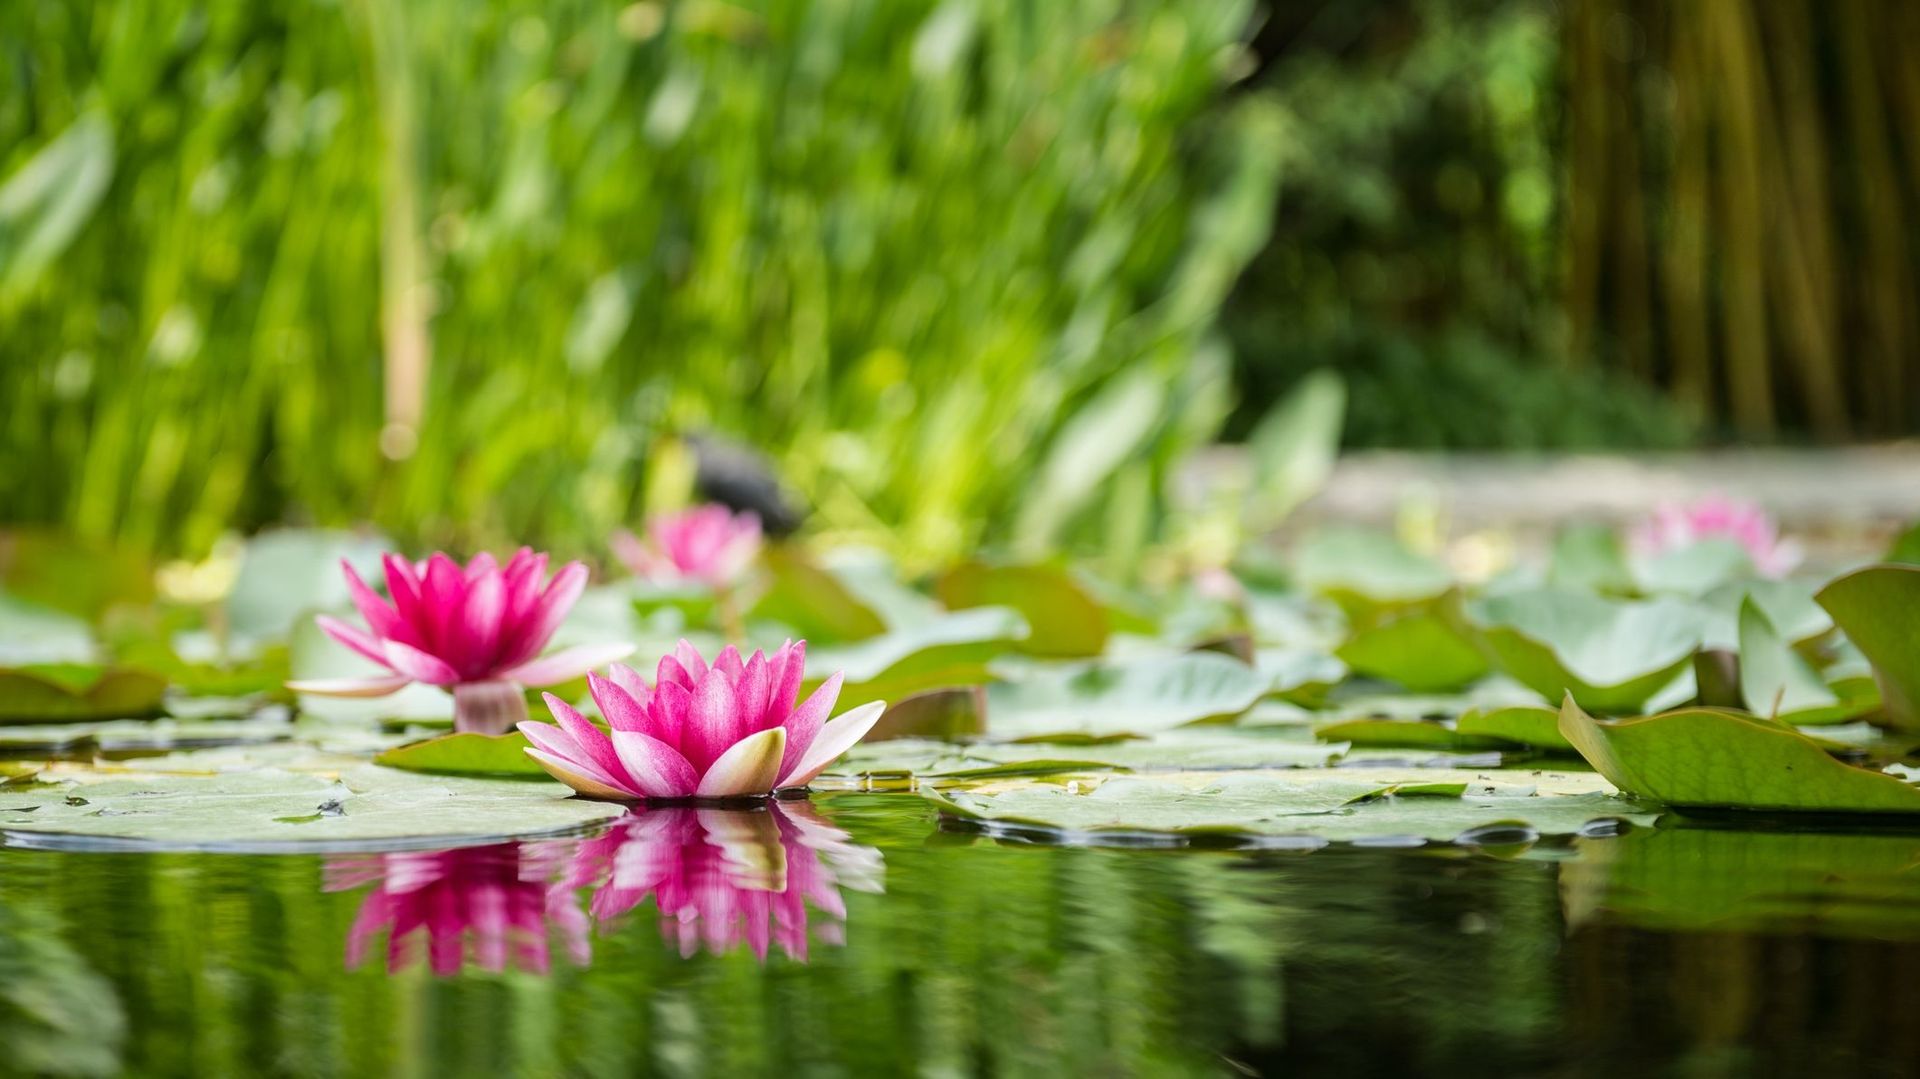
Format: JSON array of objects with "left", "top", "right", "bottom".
[
  {"left": 328, "top": 801, "right": 881, "bottom": 974},
  {"left": 326, "top": 841, "right": 590, "bottom": 976},
  {"left": 569, "top": 801, "right": 884, "bottom": 961}
]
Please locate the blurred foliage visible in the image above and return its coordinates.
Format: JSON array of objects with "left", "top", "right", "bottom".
[
  {"left": 1227, "top": 0, "right": 1920, "bottom": 446},
  {"left": 0, "top": 0, "right": 1278, "bottom": 561}
]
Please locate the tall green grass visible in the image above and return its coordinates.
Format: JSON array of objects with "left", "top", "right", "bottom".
[{"left": 1, "top": 0, "right": 1279, "bottom": 562}]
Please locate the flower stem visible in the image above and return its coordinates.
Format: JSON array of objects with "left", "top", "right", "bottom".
[
  {"left": 453, "top": 680, "right": 530, "bottom": 735},
  {"left": 716, "top": 585, "right": 747, "bottom": 643}
]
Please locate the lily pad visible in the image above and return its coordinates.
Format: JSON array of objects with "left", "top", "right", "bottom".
[
  {"left": 226, "top": 529, "right": 388, "bottom": 650},
  {"left": 1471, "top": 589, "right": 1703, "bottom": 713},
  {"left": 829, "top": 727, "right": 1347, "bottom": 783},
  {"left": 1630, "top": 538, "right": 1756, "bottom": 597},
  {"left": 1311, "top": 718, "right": 1509, "bottom": 751},
  {"left": 1737, "top": 597, "right": 1871, "bottom": 726},
  {"left": 750, "top": 547, "right": 887, "bottom": 643},
  {"left": 0, "top": 667, "right": 167, "bottom": 724},
  {"left": 928, "top": 767, "right": 1650, "bottom": 847},
  {"left": 1817, "top": 564, "right": 1920, "bottom": 731},
  {"left": 1335, "top": 602, "right": 1488, "bottom": 692},
  {"left": 807, "top": 606, "right": 1027, "bottom": 690},
  {"left": 1292, "top": 529, "right": 1452, "bottom": 615},
  {"left": 1454, "top": 706, "right": 1573, "bottom": 751},
  {"left": 985, "top": 653, "right": 1270, "bottom": 739},
  {"left": 1557, "top": 697, "right": 1920, "bottom": 813},
  {"left": 1547, "top": 525, "right": 1633, "bottom": 595},
  {"left": 935, "top": 563, "right": 1108, "bottom": 657},
  {"left": 867, "top": 687, "right": 987, "bottom": 742},
  {"left": 0, "top": 764, "right": 626, "bottom": 851},
  {"left": 1699, "top": 577, "right": 1832, "bottom": 649},
  {"left": 1255, "top": 648, "right": 1348, "bottom": 705},
  {"left": 374, "top": 732, "right": 546, "bottom": 778},
  {"left": 0, "top": 595, "right": 95, "bottom": 666}
]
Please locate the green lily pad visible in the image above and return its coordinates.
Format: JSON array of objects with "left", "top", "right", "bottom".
[
  {"left": 373, "top": 732, "right": 545, "bottom": 778},
  {"left": 0, "top": 764, "right": 626, "bottom": 851},
  {"left": 1699, "top": 577, "right": 1832, "bottom": 649},
  {"left": 1547, "top": 525, "right": 1634, "bottom": 595},
  {"left": 1255, "top": 648, "right": 1348, "bottom": 705},
  {"left": 867, "top": 687, "right": 987, "bottom": 742},
  {"left": 1557, "top": 697, "right": 1920, "bottom": 813},
  {"left": 985, "top": 653, "right": 1270, "bottom": 739},
  {"left": 928, "top": 767, "right": 1650, "bottom": 846},
  {"left": 1454, "top": 706, "right": 1573, "bottom": 751},
  {"left": 226, "top": 529, "right": 388, "bottom": 650},
  {"left": 0, "top": 713, "right": 290, "bottom": 754},
  {"left": 1335, "top": 601, "right": 1488, "bottom": 692},
  {"left": 1738, "top": 597, "right": 1871, "bottom": 725},
  {"left": 750, "top": 546, "right": 887, "bottom": 643},
  {"left": 830, "top": 727, "right": 1347, "bottom": 783},
  {"left": 935, "top": 562, "right": 1108, "bottom": 658},
  {"left": 1817, "top": 564, "right": 1920, "bottom": 732},
  {"left": 1631, "top": 539, "right": 1756, "bottom": 597},
  {"left": 808, "top": 606, "right": 1028, "bottom": 687},
  {"left": 1311, "top": 718, "right": 1509, "bottom": 751},
  {"left": 0, "top": 667, "right": 167, "bottom": 724},
  {"left": 1471, "top": 589, "right": 1703, "bottom": 713},
  {"left": 1293, "top": 529, "right": 1452, "bottom": 616},
  {"left": 0, "top": 595, "right": 95, "bottom": 666}
]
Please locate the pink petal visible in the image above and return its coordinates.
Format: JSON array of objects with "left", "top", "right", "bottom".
[
  {"left": 650, "top": 680, "right": 692, "bottom": 754},
  {"left": 673, "top": 639, "right": 709, "bottom": 682},
  {"left": 611, "top": 731, "right": 701, "bottom": 798},
  {"left": 382, "top": 639, "right": 461, "bottom": 685},
  {"left": 778, "top": 672, "right": 843, "bottom": 780},
  {"left": 455, "top": 566, "right": 507, "bottom": 676},
  {"left": 285, "top": 675, "right": 412, "bottom": 697},
  {"left": 779, "top": 700, "right": 885, "bottom": 788},
  {"left": 656, "top": 655, "right": 695, "bottom": 691},
  {"left": 421, "top": 554, "right": 468, "bottom": 656},
  {"left": 682, "top": 666, "right": 743, "bottom": 772},
  {"left": 316, "top": 614, "right": 397, "bottom": 670},
  {"left": 464, "top": 551, "right": 498, "bottom": 581},
  {"left": 608, "top": 663, "right": 652, "bottom": 709},
  {"left": 498, "top": 642, "right": 636, "bottom": 687},
  {"left": 712, "top": 645, "right": 745, "bottom": 681},
  {"left": 589, "top": 672, "right": 653, "bottom": 735},
  {"left": 502, "top": 550, "right": 548, "bottom": 627},
  {"left": 525, "top": 747, "right": 641, "bottom": 801},
  {"left": 343, "top": 562, "right": 412, "bottom": 644},
  {"left": 383, "top": 554, "right": 428, "bottom": 631},
  {"left": 737, "top": 651, "right": 772, "bottom": 732},
  {"left": 764, "top": 640, "right": 807, "bottom": 726},
  {"left": 694, "top": 726, "right": 787, "bottom": 798},
  {"left": 518, "top": 719, "right": 592, "bottom": 764},
  {"left": 542, "top": 693, "right": 632, "bottom": 787},
  {"left": 502, "top": 561, "right": 588, "bottom": 666}
]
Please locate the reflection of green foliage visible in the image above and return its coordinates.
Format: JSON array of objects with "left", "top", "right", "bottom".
[
  {"left": 0, "top": 0, "right": 1278, "bottom": 563},
  {"left": 0, "top": 902, "right": 126, "bottom": 1077}
]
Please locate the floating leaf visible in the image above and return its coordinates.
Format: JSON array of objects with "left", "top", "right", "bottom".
[
  {"left": 0, "top": 765, "right": 626, "bottom": 851},
  {"left": 1471, "top": 589, "right": 1703, "bottom": 713},
  {"left": 867, "top": 687, "right": 987, "bottom": 742},
  {"left": 986, "top": 653, "right": 1269, "bottom": 739},
  {"left": 1293, "top": 529, "right": 1452, "bottom": 615},
  {"left": 831, "top": 727, "right": 1346, "bottom": 783},
  {"left": 374, "top": 732, "right": 545, "bottom": 778},
  {"left": 1631, "top": 539, "right": 1756, "bottom": 597},
  {"left": 1817, "top": 565, "right": 1920, "bottom": 732},
  {"left": 1335, "top": 601, "right": 1487, "bottom": 692},
  {"left": 1698, "top": 577, "right": 1831, "bottom": 649},
  {"left": 0, "top": 530, "right": 152, "bottom": 620},
  {"left": 1557, "top": 697, "right": 1920, "bottom": 813},
  {"left": 0, "top": 595, "right": 95, "bottom": 666},
  {"left": 750, "top": 547, "right": 886, "bottom": 643},
  {"left": 1737, "top": 597, "right": 1869, "bottom": 725},
  {"left": 928, "top": 767, "right": 1650, "bottom": 846},
  {"left": 1255, "top": 648, "right": 1348, "bottom": 705},
  {"left": 0, "top": 667, "right": 166, "bottom": 724},
  {"left": 1454, "top": 706, "right": 1572, "bottom": 751},
  {"left": 1311, "top": 718, "right": 1509, "bottom": 751},
  {"left": 935, "top": 563, "right": 1108, "bottom": 657},
  {"left": 226, "top": 529, "right": 388, "bottom": 650},
  {"left": 1547, "top": 525, "right": 1633, "bottom": 595}
]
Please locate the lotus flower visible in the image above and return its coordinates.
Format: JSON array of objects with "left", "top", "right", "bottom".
[
  {"left": 326, "top": 841, "right": 590, "bottom": 976},
  {"left": 612, "top": 504, "right": 762, "bottom": 587},
  {"left": 1631, "top": 495, "right": 1802, "bottom": 578},
  {"left": 285, "top": 549, "right": 633, "bottom": 733},
  {"left": 520, "top": 640, "right": 884, "bottom": 801},
  {"left": 564, "top": 802, "right": 883, "bottom": 961}
]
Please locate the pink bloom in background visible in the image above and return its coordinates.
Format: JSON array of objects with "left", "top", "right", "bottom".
[
  {"left": 521, "top": 640, "right": 884, "bottom": 801},
  {"left": 565, "top": 802, "right": 883, "bottom": 962},
  {"left": 612, "top": 505, "right": 763, "bottom": 587},
  {"left": 1630, "top": 495, "right": 1803, "bottom": 578},
  {"left": 286, "top": 549, "right": 633, "bottom": 732},
  {"left": 327, "top": 842, "right": 590, "bottom": 976}
]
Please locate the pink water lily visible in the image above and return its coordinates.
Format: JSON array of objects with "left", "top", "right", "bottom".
[
  {"left": 326, "top": 842, "right": 590, "bottom": 976},
  {"left": 1631, "top": 495, "right": 1802, "bottom": 578},
  {"left": 565, "top": 803, "right": 882, "bottom": 961},
  {"left": 521, "top": 640, "right": 884, "bottom": 801},
  {"left": 285, "top": 548, "right": 634, "bottom": 732},
  {"left": 612, "top": 504, "right": 762, "bottom": 587}
]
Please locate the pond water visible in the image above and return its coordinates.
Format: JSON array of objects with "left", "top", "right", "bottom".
[{"left": 4, "top": 792, "right": 1918, "bottom": 1077}]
